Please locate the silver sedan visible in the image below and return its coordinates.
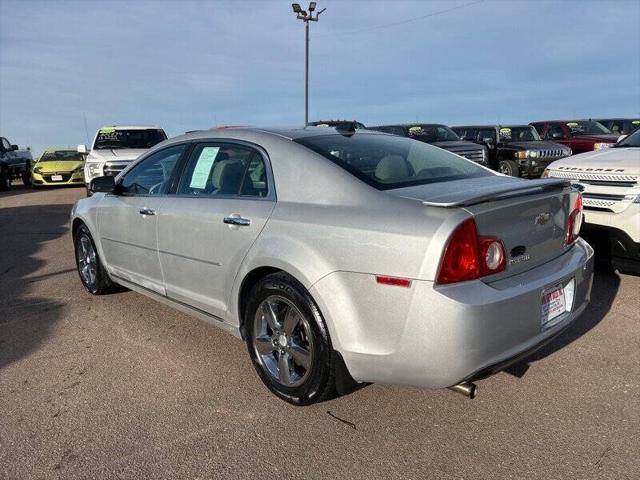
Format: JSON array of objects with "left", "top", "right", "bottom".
[{"left": 71, "top": 126, "right": 594, "bottom": 405}]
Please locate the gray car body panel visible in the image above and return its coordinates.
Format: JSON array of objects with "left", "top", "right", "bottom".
[{"left": 71, "top": 127, "right": 594, "bottom": 389}]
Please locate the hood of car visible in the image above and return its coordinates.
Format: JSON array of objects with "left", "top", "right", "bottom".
[
  {"left": 431, "top": 140, "right": 483, "bottom": 150},
  {"left": 547, "top": 147, "right": 640, "bottom": 172},
  {"left": 503, "top": 141, "right": 568, "bottom": 150},
  {"left": 35, "top": 160, "right": 84, "bottom": 172},
  {"left": 88, "top": 148, "right": 147, "bottom": 162},
  {"left": 572, "top": 134, "right": 619, "bottom": 143}
]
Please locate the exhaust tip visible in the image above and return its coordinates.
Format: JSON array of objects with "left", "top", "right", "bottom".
[{"left": 448, "top": 381, "right": 477, "bottom": 399}]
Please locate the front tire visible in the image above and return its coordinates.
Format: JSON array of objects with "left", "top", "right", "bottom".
[
  {"left": 245, "top": 272, "right": 336, "bottom": 405},
  {"left": 499, "top": 159, "right": 520, "bottom": 177},
  {"left": 73, "top": 224, "right": 114, "bottom": 295}
]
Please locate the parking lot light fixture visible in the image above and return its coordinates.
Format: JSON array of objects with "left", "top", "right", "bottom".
[{"left": 291, "top": 2, "right": 326, "bottom": 126}]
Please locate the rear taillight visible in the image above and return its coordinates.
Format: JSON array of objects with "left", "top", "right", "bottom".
[
  {"left": 436, "top": 218, "right": 506, "bottom": 284},
  {"left": 565, "top": 193, "right": 583, "bottom": 245}
]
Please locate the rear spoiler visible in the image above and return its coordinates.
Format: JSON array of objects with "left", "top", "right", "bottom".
[{"left": 422, "top": 178, "right": 572, "bottom": 207}]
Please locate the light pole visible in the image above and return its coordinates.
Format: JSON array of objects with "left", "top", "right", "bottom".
[{"left": 291, "top": 2, "right": 325, "bottom": 126}]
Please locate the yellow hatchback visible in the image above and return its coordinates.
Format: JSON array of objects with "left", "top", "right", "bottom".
[{"left": 32, "top": 148, "right": 86, "bottom": 187}]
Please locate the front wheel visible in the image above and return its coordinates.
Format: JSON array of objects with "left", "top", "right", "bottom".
[
  {"left": 499, "top": 159, "right": 520, "bottom": 177},
  {"left": 245, "top": 273, "right": 336, "bottom": 405},
  {"left": 73, "top": 224, "right": 114, "bottom": 294}
]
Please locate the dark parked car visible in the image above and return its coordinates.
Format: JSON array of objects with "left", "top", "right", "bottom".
[
  {"left": 593, "top": 118, "right": 640, "bottom": 136},
  {"left": 369, "top": 124, "right": 487, "bottom": 165},
  {"left": 451, "top": 125, "right": 571, "bottom": 177},
  {"left": 0, "top": 136, "right": 33, "bottom": 191},
  {"left": 530, "top": 120, "right": 619, "bottom": 154}
]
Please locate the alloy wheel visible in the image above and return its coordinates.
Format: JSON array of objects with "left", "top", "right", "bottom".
[
  {"left": 252, "top": 295, "right": 314, "bottom": 387},
  {"left": 76, "top": 234, "right": 98, "bottom": 287}
]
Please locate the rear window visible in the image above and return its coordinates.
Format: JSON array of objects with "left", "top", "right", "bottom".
[{"left": 295, "top": 133, "right": 492, "bottom": 190}]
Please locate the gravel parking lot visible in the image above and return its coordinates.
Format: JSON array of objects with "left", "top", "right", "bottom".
[{"left": 1, "top": 184, "right": 639, "bottom": 480}]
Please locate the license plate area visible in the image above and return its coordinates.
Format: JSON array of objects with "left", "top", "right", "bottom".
[
  {"left": 51, "top": 175, "right": 63, "bottom": 181},
  {"left": 541, "top": 278, "right": 575, "bottom": 330}
]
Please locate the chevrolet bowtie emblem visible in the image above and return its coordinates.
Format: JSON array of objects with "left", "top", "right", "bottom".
[{"left": 535, "top": 212, "right": 551, "bottom": 225}]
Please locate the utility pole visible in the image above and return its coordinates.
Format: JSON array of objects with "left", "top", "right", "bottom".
[{"left": 291, "top": 2, "right": 326, "bottom": 126}]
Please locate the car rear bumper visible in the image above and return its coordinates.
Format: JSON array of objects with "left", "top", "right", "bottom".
[{"left": 310, "top": 238, "right": 594, "bottom": 388}]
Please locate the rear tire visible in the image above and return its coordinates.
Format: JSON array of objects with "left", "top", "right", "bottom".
[
  {"left": 499, "top": 159, "right": 519, "bottom": 177},
  {"left": 73, "top": 224, "right": 115, "bottom": 295},
  {"left": 22, "top": 170, "right": 32, "bottom": 186},
  {"left": 245, "top": 272, "right": 336, "bottom": 405},
  {"left": 0, "top": 164, "right": 10, "bottom": 191}
]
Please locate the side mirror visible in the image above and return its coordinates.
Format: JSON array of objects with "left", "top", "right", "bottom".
[
  {"left": 483, "top": 137, "right": 495, "bottom": 145},
  {"left": 552, "top": 132, "right": 565, "bottom": 140},
  {"left": 617, "top": 134, "right": 628, "bottom": 142},
  {"left": 90, "top": 176, "right": 116, "bottom": 194},
  {"left": 77, "top": 144, "right": 88, "bottom": 154},
  {"left": 11, "top": 144, "right": 19, "bottom": 151}
]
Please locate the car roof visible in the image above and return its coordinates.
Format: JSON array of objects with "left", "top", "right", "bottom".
[
  {"left": 452, "top": 124, "right": 531, "bottom": 129},
  {"left": 101, "top": 125, "right": 164, "bottom": 130},
  {"left": 167, "top": 126, "right": 389, "bottom": 143},
  {"left": 373, "top": 123, "right": 449, "bottom": 128}
]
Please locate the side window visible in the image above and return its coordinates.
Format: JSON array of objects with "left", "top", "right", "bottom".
[
  {"left": 545, "top": 124, "right": 565, "bottom": 140},
  {"left": 531, "top": 123, "right": 545, "bottom": 136},
  {"left": 460, "top": 128, "right": 478, "bottom": 141},
  {"left": 120, "top": 144, "right": 186, "bottom": 195},
  {"left": 478, "top": 128, "right": 496, "bottom": 142},
  {"left": 177, "top": 143, "right": 268, "bottom": 198}
]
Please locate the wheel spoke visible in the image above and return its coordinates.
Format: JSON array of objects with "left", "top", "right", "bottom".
[
  {"left": 255, "top": 336, "right": 274, "bottom": 355},
  {"left": 282, "top": 307, "right": 299, "bottom": 335},
  {"left": 277, "top": 352, "right": 291, "bottom": 384},
  {"left": 262, "top": 301, "right": 280, "bottom": 332},
  {"left": 288, "top": 343, "right": 311, "bottom": 370}
]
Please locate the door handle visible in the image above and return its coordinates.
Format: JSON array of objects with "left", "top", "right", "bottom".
[
  {"left": 223, "top": 215, "right": 251, "bottom": 227},
  {"left": 139, "top": 207, "right": 156, "bottom": 216}
]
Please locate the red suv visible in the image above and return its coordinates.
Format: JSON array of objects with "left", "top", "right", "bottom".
[{"left": 530, "top": 120, "right": 619, "bottom": 154}]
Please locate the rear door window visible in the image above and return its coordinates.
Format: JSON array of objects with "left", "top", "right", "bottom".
[{"left": 177, "top": 143, "right": 268, "bottom": 197}]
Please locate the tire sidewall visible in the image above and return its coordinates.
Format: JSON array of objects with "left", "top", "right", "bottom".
[
  {"left": 245, "top": 275, "right": 332, "bottom": 405},
  {"left": 499, "top": 159, "right": 518, "bottom": 177},
  {"left": 73, "top": 224, "right": 104, "bottom": 294},
  {"left": 0, "top": 165, "right": 10, "bottom": 191}
]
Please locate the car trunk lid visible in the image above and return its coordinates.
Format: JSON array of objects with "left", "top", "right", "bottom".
[{"left": 389, "top": 176, "right": 576, "bottom": 279}]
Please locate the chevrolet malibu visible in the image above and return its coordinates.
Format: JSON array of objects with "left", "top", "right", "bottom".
[{"left": 71, "top": 127, "right": 594, "bottom": 405}]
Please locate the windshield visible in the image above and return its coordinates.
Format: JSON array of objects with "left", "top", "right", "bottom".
[
  {"left": 614, "top": 129, "right": 640, "bottom": 148},
  {"left": 565, "top": 121, "right": 611, "bottom": 136},
  {"left": 498, "top": 126, "right": 540, "bottom": 142},
  {"left": 408, "top": 124, "right": 460, "bottom": 142},
  {"left": 295, "top": 133, "right": 492, "bottom": 190},
  {"left": 93, "top": 128, "right": 167, "bottom": 150},
  {"left": 39, "top": 150, "right": 84, "bottom": 162}
]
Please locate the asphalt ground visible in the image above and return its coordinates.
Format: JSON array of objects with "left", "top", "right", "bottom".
[{"left": 1, "top": 184, "right": 639, "bottom": 480}]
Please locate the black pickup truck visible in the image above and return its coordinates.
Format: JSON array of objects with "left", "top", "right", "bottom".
[
  {"left": 451, "top": 124, "right": 572, "bottom": 178},
  {"left": 369, "top": 123, "right": 488, "bottom": 165},
  {"left": 1, "top": 137, "right": 33, "bottom": 190}
]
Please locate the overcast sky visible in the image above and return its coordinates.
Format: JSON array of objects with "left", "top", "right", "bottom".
[{"left": 1, "top": 0, "right": 639, "bottom": 155}]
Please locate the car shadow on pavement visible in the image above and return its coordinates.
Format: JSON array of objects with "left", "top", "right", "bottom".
[
  {"left": 0, "top": 203, "right": 70, "bottom": 370},
  {"left": 506, "top": 268, "right": 620, "bottom": 377}
]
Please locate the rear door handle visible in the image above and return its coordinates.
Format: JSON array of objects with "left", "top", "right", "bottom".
[
  {"left": 139, "top": 208, "right": 156, "bottom": 216},
  {"left": 223, "top": 215, "right": 251, "bottom": 226}
]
